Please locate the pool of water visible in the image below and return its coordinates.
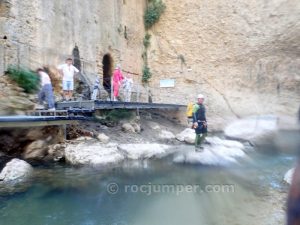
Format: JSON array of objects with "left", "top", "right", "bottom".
[{"left": 0, "top": 133, "right": 298, "bottom": 225}]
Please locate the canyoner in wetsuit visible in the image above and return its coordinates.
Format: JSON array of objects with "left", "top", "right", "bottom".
[{"left": 192, "top": 94, "right": 208, "bottom": 151}]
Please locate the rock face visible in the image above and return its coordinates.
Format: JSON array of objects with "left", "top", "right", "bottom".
[
  {"left": 65, "top": 142, "right": 124, "bottom": 167},
  {"left": 23, "top": 140, "right": 48, "bottom": 160},
  {"left": 146, "top": 0, "right": 300, "bottom": 123},
  {"left": 1, "top": 0, "right": 299, "bottom": 123},
  {"left": 0, "top": 158, "right": 33, "bottom": 183},
  {"left": 0, "top": 126, "right": 64, "bottom": 159}
]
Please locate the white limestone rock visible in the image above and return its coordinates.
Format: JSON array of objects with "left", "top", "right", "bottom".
[
  {"left": 176, "top": 128, "right": 195, "bottom": 144},
  {"left": 173, "top": 137, "right": 246, "bottom": 166},
  {"left": 159, "top": 130, "right": 175, "bottom": 140},
  {"left": 0, "top": 158, "right": 33, "bottom": 183},
  {"left": 122, "top": 123, "right": 135, "bottom": 133},
  {"left": 97, "top": 133, "right": 110, "bottom": 144},
  {"left": 65, "top": 142, "right": 124, "bottom": 167},
  {"left": 118, "top": 144, "right": 172, "bottom": 160}
]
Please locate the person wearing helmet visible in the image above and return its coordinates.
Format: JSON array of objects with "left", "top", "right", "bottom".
[{"left": 192, "top": 94, "right": 208, "bottom": 151}]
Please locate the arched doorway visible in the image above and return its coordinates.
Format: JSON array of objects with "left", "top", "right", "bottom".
[{"left": 102, "top": 54, "right": 113, "bottom": 94}]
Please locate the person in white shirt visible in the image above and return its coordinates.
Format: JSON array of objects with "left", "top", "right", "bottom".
[
  {"left": 36, "top": 68, "right": 55, "bottom": 110},
  {"left": 123, "top": 73, "right": 134, "bottom": 102},
  {"left": 57, "top": 58, "right": 79, "bottom": 101}
]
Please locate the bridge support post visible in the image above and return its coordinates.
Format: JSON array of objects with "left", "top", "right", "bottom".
[{"left": 62, "top": 124, "right": 67, "bottom": 140}]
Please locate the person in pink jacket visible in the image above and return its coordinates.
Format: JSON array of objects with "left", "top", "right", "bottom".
[{"left": 113, "top": 66, "right": 124, "bottom": 101}]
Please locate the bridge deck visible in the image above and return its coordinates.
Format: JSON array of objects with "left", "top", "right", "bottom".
[
  {"left": 0, "top": 101, "right": 185, "bottom": 128},
  {"left": 0, "top": 115, "right": 85, "bottom": 128},
  {"left": 56, "top": 100, "right": 185, "bottom": 110}
]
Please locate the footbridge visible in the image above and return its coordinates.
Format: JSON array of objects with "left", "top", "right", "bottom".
[{"left": 0, "top": 101, "right": 185, "bottom": 128}]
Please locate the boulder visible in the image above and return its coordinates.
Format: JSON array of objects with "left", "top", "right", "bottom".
[
  {"left": 131, "top": 122, "right": 141, "bottom": 133},
  {"left": 65, "top": 142, "right": 124, "bottom": 167},
  {"left": 75, "top": 136, "right": 93, "bottom": 141},
  {"left": 122, "top": 123, "right": 135, "bottom": 133},
  {"left": 23, "top": 140, "right": 48, "bottom": 160},
  {"left": 159, "top": 130, "right": 175, "bottom": 140},
  {"left": 148, "top": 121, "right": 161, "bottom": 130},
  {"left": 176, "top": 128, "right": 195, "bottom": 144},
  {"left": 118, "top": 143, "right": 172, "bottom": 160},
  {"left": 47, "top": 144, "right": 66, "bottom": 161},
  {"left": 97, "top": 133, "right": 110, "bottom": 143},
  {"left": 224, "top": 115, "right": 278, "bottom": 146},
  {"left": 0, "top": 158, "right": 33, "bottom": 183},
  {"left": 284, "top": 168, "right": 295, "bottom": 185},
  {"left": 173, "top": 137, "right": 246, "bottom": 166}
]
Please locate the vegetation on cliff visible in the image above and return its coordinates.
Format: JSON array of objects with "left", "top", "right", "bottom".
[
  {"left": 142, "top": 0, "right": 165, "bottom": 83},
  {"left": 7, "top": 66, "right": 39, "bottom": 93},
  {"left": 144, "top": 0, "right": 166, "bottom": 29}
]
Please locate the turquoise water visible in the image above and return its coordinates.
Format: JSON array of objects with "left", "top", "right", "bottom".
[{"left": 0, "top": 134, "right": 298, "bottom": 225}]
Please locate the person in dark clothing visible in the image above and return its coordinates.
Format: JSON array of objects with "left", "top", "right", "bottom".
[
  {"left": 192, "top": 94, "right": 208, "bottom": 151},
  {"left": 287, "top": 106, "right": 300, "bottom": 225}
]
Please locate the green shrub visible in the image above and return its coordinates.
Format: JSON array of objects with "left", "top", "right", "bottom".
[
  {"left": 142, "top": 65, "right": 152, "bottom": 83},
  {"left": 7, "top": 66, "right": 40, "bottom": 93},
  {"left": 143, "top": 33, "right": 151, "bottom": 48},
  {"left": 107, "top": 109, "right": 133, "bottom": 121},
  {"left": 94, "top": 109, "right": 134, "bottom": 126},
  {"left": 142, "top": 51, "right": 148, "bottom": 61},
  {"left": 144, "top": 0, "right": 166, "bottom": 29}
]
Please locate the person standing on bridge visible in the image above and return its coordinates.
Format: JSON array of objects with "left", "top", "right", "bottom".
[
  {"left": 112, "top": 65, "right": 124, "bottom": 101},
  {"left": 123, "top": 73, "right": 133, "bottom": 102},
  {"left": 36, "top": 68, "right": 55, "bottom": 111},
  {"left": 58, "top": 58, "right": 79, "bottom": 101},
  {"left": 192, "top": 94, "right": 208, "bottom": 152}
]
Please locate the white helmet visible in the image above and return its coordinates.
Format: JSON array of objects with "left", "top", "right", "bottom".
[{"left": 197, "top": 94, "right": 205, "bottom": 99}]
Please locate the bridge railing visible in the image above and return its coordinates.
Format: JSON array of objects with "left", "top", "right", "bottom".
[{"left": 90, "top": 76, "right": 181, "bottom": 104}]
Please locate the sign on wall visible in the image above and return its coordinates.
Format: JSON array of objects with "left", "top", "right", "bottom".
[{"left": 160, "top": 79, "right": 175, "bottom": 88}]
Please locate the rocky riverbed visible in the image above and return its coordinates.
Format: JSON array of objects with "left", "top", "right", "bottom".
[{"left": 0, "top": 111, "right": 298, "bottom": 225}]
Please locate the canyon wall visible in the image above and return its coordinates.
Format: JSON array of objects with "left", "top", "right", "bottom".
[
  {"left": 146, "top": 0, "right": 300, "bottom": 125},
  {"left": 1, "top": 0, "right": 299, "bottom": 126}
]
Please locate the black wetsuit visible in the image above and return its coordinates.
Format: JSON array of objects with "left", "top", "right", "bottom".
[{"left": 193, "top": 103, "right": 208, "bottom": 135}]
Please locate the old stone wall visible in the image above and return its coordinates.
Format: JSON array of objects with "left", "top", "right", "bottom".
[{"left": 0, "top": 0, "right": 145, "bottom": 85}]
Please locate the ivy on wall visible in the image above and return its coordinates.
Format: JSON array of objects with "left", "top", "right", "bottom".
[{"left": 142, "top": 0, "right": 165, "bottom": 83}]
